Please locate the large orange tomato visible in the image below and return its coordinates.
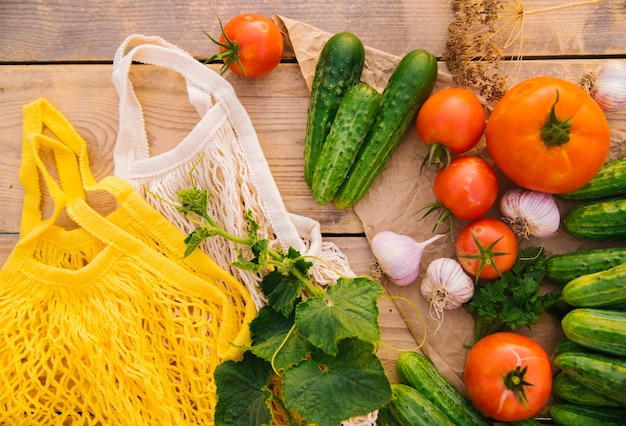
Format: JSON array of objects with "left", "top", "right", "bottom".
[
  {"left": 485, "top": 77, "right": 611, "bottom": 194},
  {"left": 464, "top": 332, "right": 552, "bottom": 422}
]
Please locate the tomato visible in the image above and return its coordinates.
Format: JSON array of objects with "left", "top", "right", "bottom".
[
  {"left": 455, "top": 218, "right": 517, "bottom": 280},
  {"left": 464, "top": 332, "right": 552, "bottom": 422},
  {"left": 417, "top": 87, "right": 486, "bottom": 169},
  {"left": 207, "top": 14, "right": 284, "bottom": 78},
  {"left": 485, "top": 76, "right": 611, "bottom": 194},
  {"left": 432, "top": 156, "right": 498, "bottom": 221}
]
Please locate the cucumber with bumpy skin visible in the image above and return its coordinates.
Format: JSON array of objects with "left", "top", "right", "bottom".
[
  {"left": 560, "top": 156, "right": 626, "bottom": 201},
  {"left": 387, "top": 384, "right": 455, "bottom": 426},
  {"left": 554, "top": 351, "right": 626, "bottom": 407},
  {"left": 333, "top": 49, "right": 438, "bottom": 209},
  {"left": 303, "top": 32, "right": 365, "bottom": 188},
  {"left": 561, "top": 263, "right": 626, "bottom": 308},
  {"left": 561, "top": 308, "right": 626, "bottom": 357},
  {"left": 546, "top": 246, "right": 626, "bottom": 285},
  {"left": 563, "top": 197, "right": 626, "bottom": 241},
  {"left": 549, "top": 402, "right": 626, "bottom": 426},
  {"left": 552, "top": 371, "right": 620, "bottom": 407},
  {"left": 395, "top": 351, "right": 491, "bottom": 426},
  {"left": 311, "top": 83, "right": 380, "bottom": 205}
]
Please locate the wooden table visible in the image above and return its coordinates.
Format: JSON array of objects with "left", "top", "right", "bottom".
[{"left": 1, "top": 0, "right": 625, "bottom": 395}]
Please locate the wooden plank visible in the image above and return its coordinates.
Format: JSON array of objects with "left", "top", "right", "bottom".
[{"left": 0, "top": 1, "right": 622, "bottom": 63}]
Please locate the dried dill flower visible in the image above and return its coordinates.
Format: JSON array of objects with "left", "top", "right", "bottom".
[{"left": 444, "top": 0, "right": 606, "bottom": 103}]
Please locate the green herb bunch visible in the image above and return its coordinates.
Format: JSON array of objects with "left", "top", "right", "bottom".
[
  {"left": 173, "top": 185, "right": 392, "bottom": 426},
  {"left": 464, "top": 246, "right": 562, "bottom": 344}
]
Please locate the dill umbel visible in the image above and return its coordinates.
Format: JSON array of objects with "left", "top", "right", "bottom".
[{"left": 443, "top": 0, "right": 606, "bottom": 103}]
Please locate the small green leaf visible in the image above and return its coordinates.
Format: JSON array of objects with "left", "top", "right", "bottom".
[
  {"left": 282, "top": 338, "right": 392, "bottom": 426},
  {"left": 260, "top": 270, "right": 306, "bottom": 317},
  {"left": 176, "top": 187, "right": 210, "bottom": 218},
  {"left": 183, "top": 227, "right": 214, "bottom": 257},
  {"left": 296, "top": 277, "right": 383, "bottom": 355},
  {"left": 249, "top": 305, "right": 312, "bottom": 371},
  {"left": 214, "top": 352, "right": 274, "bottom": 426}
]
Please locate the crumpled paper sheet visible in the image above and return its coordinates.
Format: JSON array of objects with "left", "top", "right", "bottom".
[{"left": 274, "top": 15, "right": 625, "bottom": 394}]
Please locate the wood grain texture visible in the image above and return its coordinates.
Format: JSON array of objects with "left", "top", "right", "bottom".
[{"left": 1, "top": 0, "right": 623, "bottom": 63}]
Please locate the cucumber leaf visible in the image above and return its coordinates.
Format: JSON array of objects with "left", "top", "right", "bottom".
[
  {"left": 282, "top": 338, "right": 392, "bottom": 426},
  {"left": 214, "top": 351, "right": 274, "bottom": 426},
  {"left": 249, "top": 305, "right": 313, "bottom": 371},
  {"left": 295, "top": 277, "right": 383, "bottom": 355}
]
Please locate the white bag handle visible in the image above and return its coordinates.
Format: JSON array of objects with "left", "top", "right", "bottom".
[{"left": 111, "top": 34, "right": 317, "bottom": 256}]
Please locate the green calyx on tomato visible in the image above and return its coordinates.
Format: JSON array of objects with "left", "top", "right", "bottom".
[
  {"left": 460, "top": 230, "right": 508, "bottom": 281},
  {"left": 420, "top": 143, "right": 452, "bottom": 173},
  {"left": 502, "top": 365, "right": 534, "bottom": 409},
  {"left": 540, "top": 90, "right": 572, "bottom": 147},
  {"left": 204, "top": 18, "right": 246, "bottom": 76}
]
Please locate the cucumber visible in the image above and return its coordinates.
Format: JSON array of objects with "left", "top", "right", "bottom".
[
  {"left": 333, "top": 49, "right": 438, "bottom": 209},
  {"left": 553, "top": 371, "right": 621, "bottom": 407},
  {"left": 549, "top": 402, "right": 626, "bottom": 426},
  {"left": 562, "top": 262, "right": 626, "bottom": 308},
  {"left": 387, "top": 384, "right": 455, "bottom": 426},
  {"left": 311, "top": 83, "right": 380, "bottom": 205},
  {"left": 554, "top": 351, "right": 626, "bottom": 407},
  {"left": 546, "top": 247, "right": 626, "bottom": 285},
  {"left": 395, "top": 351, "right": 491, "bottom": 426},
  {"left": 555, "top": 337, "right": 592, "bottom": 355},
  {"left": 303, "top": 32, "right": 365, "bottom": 188},
  {"left": 561, "top": 308, "right": 626, "bottom": 357},
  {"left": 560, "top": 156, "right": 626, "bottom": 201},
  {"left": 563, "top": 197, "right": 626, "bottom": 241},
  {"left": 508, "top": 419, "right": 542, "bottom": 426}
]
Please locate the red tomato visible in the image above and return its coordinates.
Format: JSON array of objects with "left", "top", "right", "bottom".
[
  {"left": 485, "top": 76, "right": 611, "bottom": 194},
  {"left": 209, "top": 14, "right": 284, "bottom": 78},
  {"left": 432, "top": 156, "right": 498, "bottom": 221},
  {"left": 417, "top": 87, "right": 486, "bottom": 169},
  {"left": 464, "top": 332, "right": 552, "bottom": 422},
  {"left": 455, "top": 218, "right": 517, "bottom": 280}
]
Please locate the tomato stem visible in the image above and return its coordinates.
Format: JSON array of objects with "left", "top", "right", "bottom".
[
  {"left": 203, "top": 18, "right": 247, "bottom": 76},
  {"left": 540, "top": 90, "right": 572, "bottom": 147},
  {"left": 502, "top": 365, "right": 534, "bottom": 409}
]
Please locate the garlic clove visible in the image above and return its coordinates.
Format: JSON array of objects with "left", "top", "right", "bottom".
[
  {"left": 421, "top": 257, "right": 474, "bottom": 312},
  {"left": 371, "top": 231, "right": 445, "bottom": 286},
  {"left": 587, "top": 60, "right": 626, "bottom": 113}
]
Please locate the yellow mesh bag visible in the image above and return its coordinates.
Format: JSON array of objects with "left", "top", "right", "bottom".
[{"left": 0, "top": 98, "right": 256, "bottom": 425}]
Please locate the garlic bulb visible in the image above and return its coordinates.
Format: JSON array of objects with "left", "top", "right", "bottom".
[
  {"left": 371, "top": 231, "right": 445, "bottom": 286},
  {"left": 500, "top": 188, "right": 560, "bottom": 238},
  {"left": 587, "top": 60, "right": 626, "bottom": 113},
  {"left": 420, "top": 257, "right": 474, "bottom": 326}
]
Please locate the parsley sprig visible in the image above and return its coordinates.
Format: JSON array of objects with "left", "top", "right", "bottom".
[
  {"left": 464, "top": 246, "right": 561, "bottom": 344},
  {"left": 168, "top": 181, "right": 392, "bottom": 426}
]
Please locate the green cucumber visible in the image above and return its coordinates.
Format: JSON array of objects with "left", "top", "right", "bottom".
[
  {"left": 546, "top": 247, "right": 626, "bottom": 285},
  {"left": 395, "top": 351, "right": 491, "bottom": 426},
  {"left": 561, "top": 308, "right": 626, "bottom": 357},
  {"left": 508, "top": 419, "right": 542, "bottom": 426},
  {"left": 387, "top": 384, "right": 455, "bottom": 426},
  {"left": 555, "top": 337, "right": 592, "bottom": 355},
  {"left": 560, "top": 156, "right": 626, "bottom": 201},
  {"left": 563, "top": 197, "right": 626, "bottom": 241},
  {"left": 549, "top": 402, "right": 626, "bottom": 426},
  {"left": 311, "top": 83, "right": 380, "bottom": 205},
  {"left": 376, "top": 403, "right": 403, "bottom": 426},
  {"left": 333, "top": 49, "right": 438, "bottom": 209},
  {"left": 303, "top": 32, "right": 365, "bottom": 188},
  {"left": 553, "top": 371, "right": 620, "bottom": 407},
  {"left": 562, "top": 262, "right": 626, "bottom": 308},
  {"left": 554, "top": 351, "right": 626, "bottom": 407}
]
